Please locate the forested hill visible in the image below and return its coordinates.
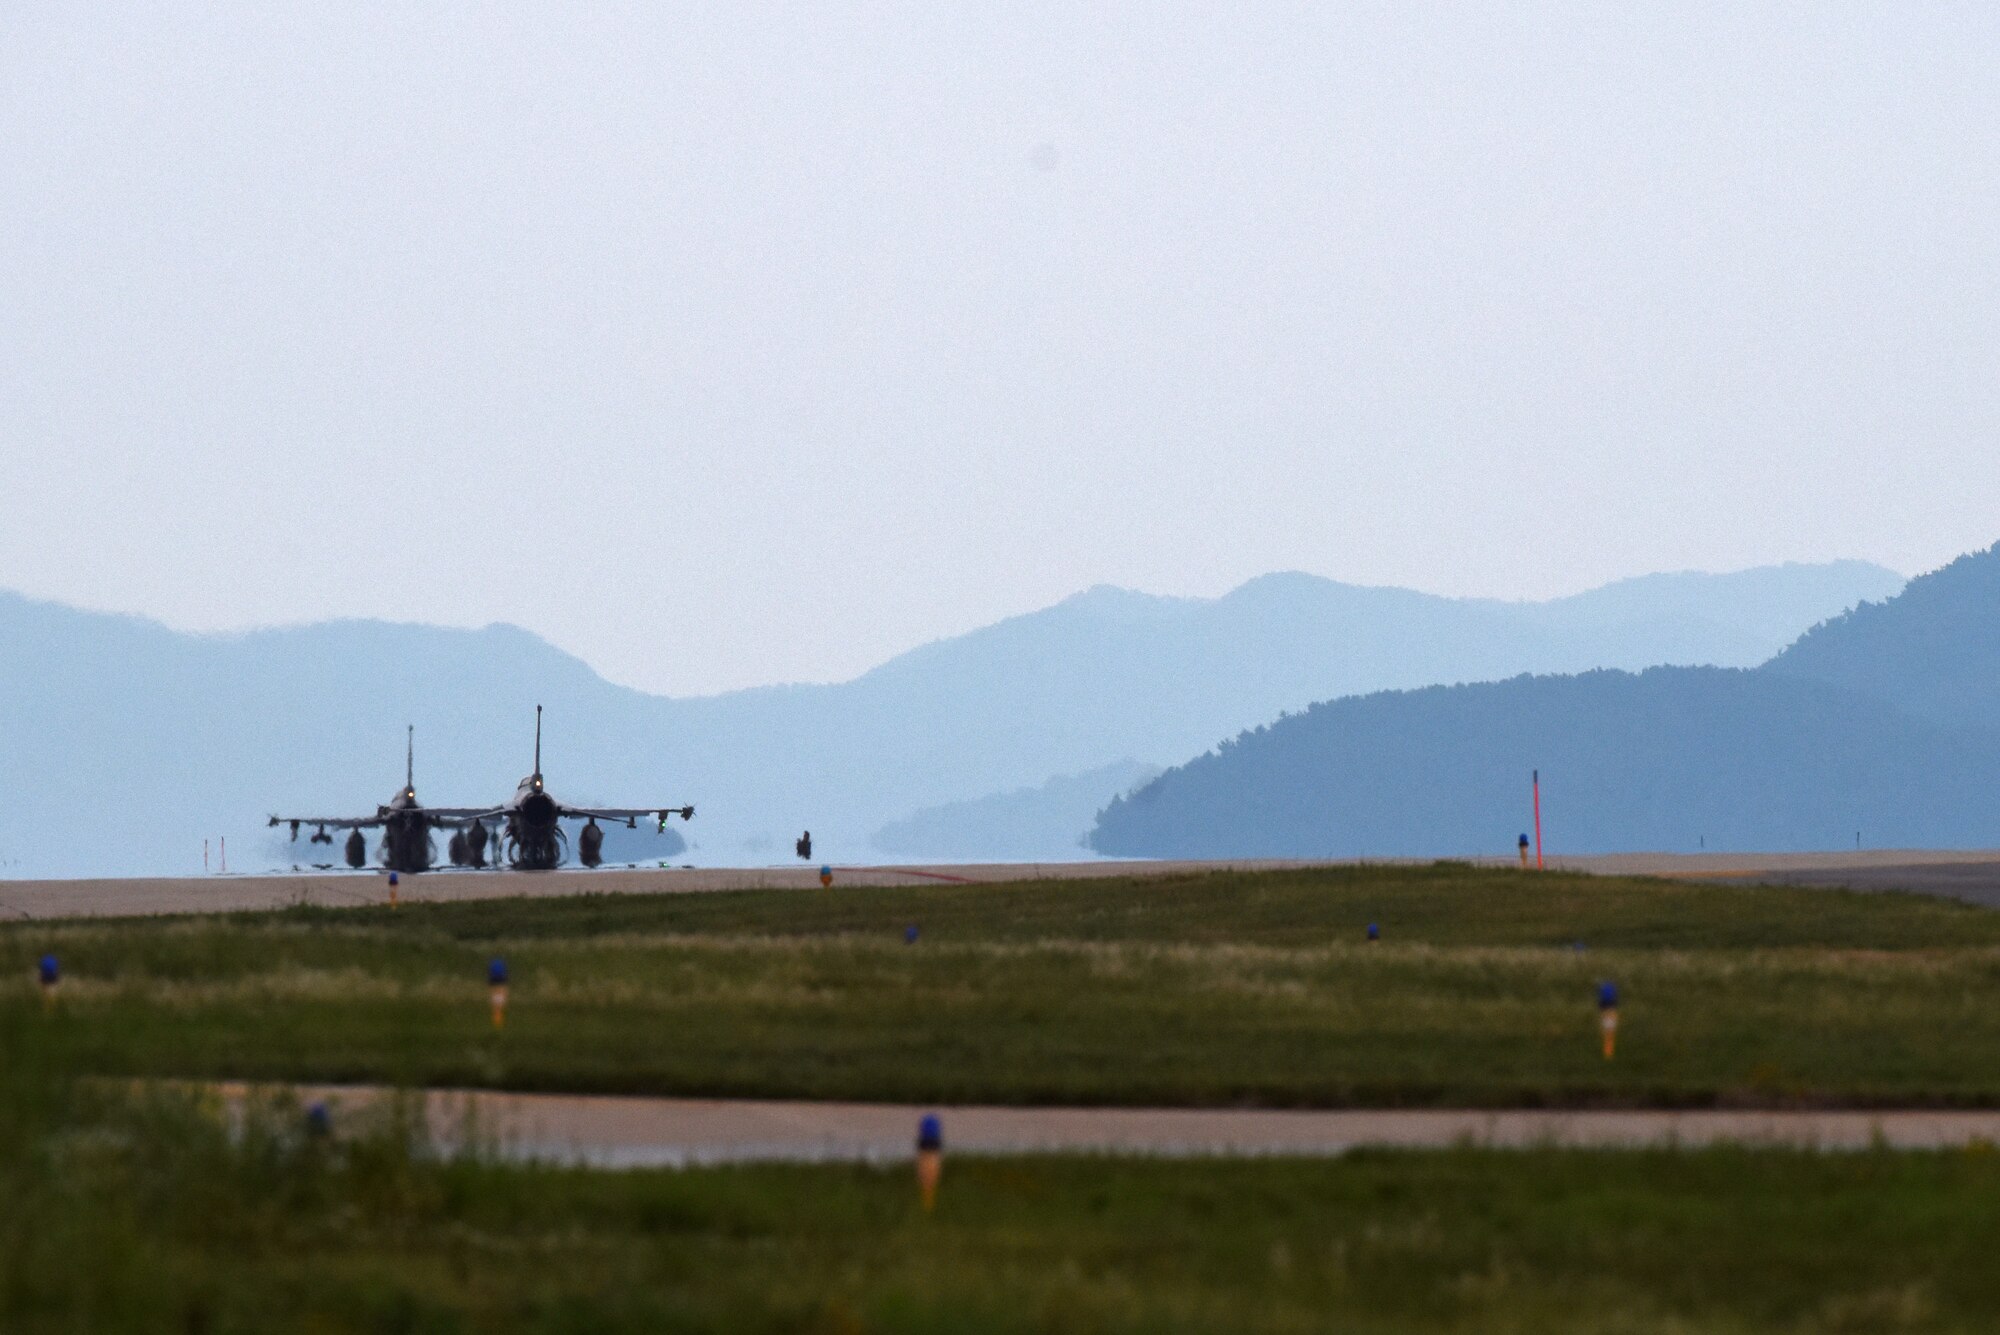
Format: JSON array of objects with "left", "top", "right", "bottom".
[
  {"left": 1090, "top": 667, "right": 2000, "bottom": 858},
  {"left": 1766, "top": 541, "right": 2000, "bottom": 727},
  {"left": 1091, "top": 543, "right": 2000, "bottom": 859}
]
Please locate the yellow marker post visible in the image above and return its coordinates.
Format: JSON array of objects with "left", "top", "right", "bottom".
[
  {"left": 489, "top": 957, "right": 510, "bottom": 1030},
  {"left": 388, "top": 871, "right": 400, "bottom": 910},
  {"left": 1598, "top": 981, "right": 1619, "bottom": 1060},
  {"left": 916, "top": 1114, "right": 943, "bottom": 1212}
]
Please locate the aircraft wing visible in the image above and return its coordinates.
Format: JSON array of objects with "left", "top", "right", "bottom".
[
  {"left": 421, "top": 807, "right": 507, "bottom": 825},
  {"left": 557, "top": 804, "right": 695, "bottom": 828},
  {"left": 269, "top": 814, "right": 385, "bottom": 832}
]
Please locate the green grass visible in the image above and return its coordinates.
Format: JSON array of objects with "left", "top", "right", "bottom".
[
  {"left": 9, "top": 864, "right": 2000, "bottom": 1106},
  {"left": 14, "top": 1062, "right": 2000, "bottom": 1334},
  {"left": 8, "top": 865, "right": 2000, "bottom": 1330},
  {"left": 280, "top": 861, "right": 2000, "bottom": 950}
]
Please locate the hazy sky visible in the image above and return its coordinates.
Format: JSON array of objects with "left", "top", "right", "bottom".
[{"left": 3, "top": 4, "right": 1996, "bottom": 695}]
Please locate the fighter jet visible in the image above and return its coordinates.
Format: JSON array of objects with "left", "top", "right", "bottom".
[
  {"left": 269, "top": 727, "right": 484, "bottom": 873},
  {"left": 458, "top": 706, "right": 694, "bottom": 870}
]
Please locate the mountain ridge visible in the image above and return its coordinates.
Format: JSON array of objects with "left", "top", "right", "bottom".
[
  {"left": 0, "top": 559, "right": 1905, "bottom": 876},
  {"left": 1090, "top": 547, "right": 1998, "bottom": 858}
]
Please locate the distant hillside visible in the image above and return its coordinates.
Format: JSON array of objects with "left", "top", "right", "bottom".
[
  {"left": 1089, "top": 544, "right": 2000, "bottom": 859},
  {"left": 0, "top": 595, "right": 677, "bottom": 878},
  {"left": 872, "top": 761, "right": 1160, "bottom": 861},
  {"left": 841, "top": 561, "right": 1904, "bottom": 791},
  {"left": 1090, "top": 667, "right": 2000, "bottom": 859},
  {"left": 0, "top": 558, "right": 1901, "bottom": 876},
  {"left": 1766, "top": 542, "right": 2000, "bottom": 727}
]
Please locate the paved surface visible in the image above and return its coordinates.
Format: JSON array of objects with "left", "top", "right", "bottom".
[
  {"left": 1558, "top": 849, "right": 2000, "bottom": 878},
  {"left": 228, "top": 1085, "right": 2000, "bottom": 1166},
  {"left": 1553, "top": 851, "right": 2000, "bottom": 908},
  {"left": 12, "top": 850, "right": 2000, "bottom": 920},
  {"left": 0, "top": 859, "right": 1332, "bottom": 920},
  {"left": 1708, "top": 862, "right": 2000, "bottom": 909}
]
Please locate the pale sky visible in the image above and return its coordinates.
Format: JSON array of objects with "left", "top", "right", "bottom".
[{"left": 2, "top": 4, "right": 1994, "bottom": 695}]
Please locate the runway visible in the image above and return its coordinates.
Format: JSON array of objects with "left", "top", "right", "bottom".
[
  {"left": 224, "top": 1085, "right": 2000, "bottom": 1166},
  {"left": 1557, "top": 850, "right": 2000, "bottom": 908},
  {"left": 1711, "top": 862, "right": 2000, "bottom": 909},
  {"left": 0, "top": 859, "right": 1324, "bottom": 920}
]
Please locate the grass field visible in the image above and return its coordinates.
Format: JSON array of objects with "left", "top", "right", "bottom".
[
  {"left": 11, "top": 1058, "right": 2000, "bottom": 1334},
  {"left": 10, "top": 864, "right": 2000, "bottom": 1331},
  {"left": 9, "top": 863, "right": 2000, "bottom": 1106}
]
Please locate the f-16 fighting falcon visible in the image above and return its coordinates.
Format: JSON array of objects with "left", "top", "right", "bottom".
[
  {"left": 269, "top": 727, "right": 491, "bottom": 873},
  {"left": 454, "top": 706, "right": 695, "bottom": 870}
]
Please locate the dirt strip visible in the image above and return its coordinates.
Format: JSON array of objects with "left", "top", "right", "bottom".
[{"left": 221, "top": 1085, "right": 2000, "bottom": 1167}]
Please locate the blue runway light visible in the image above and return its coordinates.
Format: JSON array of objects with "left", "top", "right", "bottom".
[
  {"left": 1598, "top": 979, "right": 1621, "bottom": 1059},
  {"left": 916, "top": 1113, "right": 944, "bottom": 1211},
  {"left": 905, "top": 924, "right": 920, "bottom": 945},
  {"left": 37, "top": 953, "right": 59, "bottom": 1012},
  {"left": 1366, "top": 923, "right": 1379, "bottom": 942},
  {"left": 488, "top": 957, "right": 511, "bottom": 1029},
  {"left": 305, "top": 1102, "right": 332, "bottom": 1138}
]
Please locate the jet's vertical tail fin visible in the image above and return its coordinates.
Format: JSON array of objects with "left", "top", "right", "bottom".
[
  {"left": 407, "top": 725, "right": 415, "bottom": 789},
  {"left": 534, "top": 705, "right": 542, "bottom": 777}
]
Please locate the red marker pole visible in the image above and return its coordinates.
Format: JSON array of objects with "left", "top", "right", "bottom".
[{"left": 1532, "top": 770, "right": 1544, "bottom": 871}]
